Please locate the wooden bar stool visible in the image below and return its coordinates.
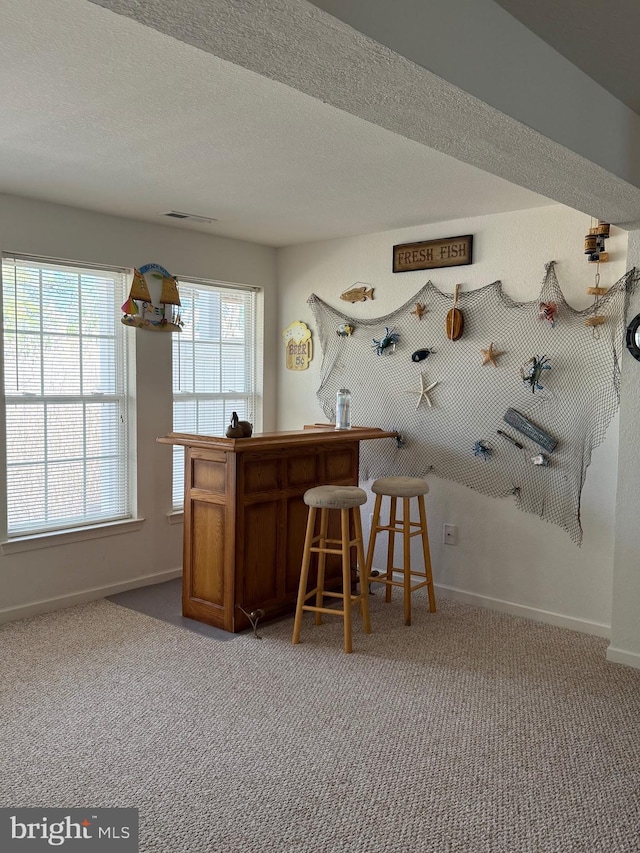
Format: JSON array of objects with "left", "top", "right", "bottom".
[
  {"left": 292, "top": 485, "right": 371, "bottom": 653},
  {"left": 364, "top": 476, "right": 436, "bottom": 626}
]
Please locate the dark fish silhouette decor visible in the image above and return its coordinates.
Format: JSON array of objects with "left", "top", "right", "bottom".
[{"left": 411, "top": 349, "right": 433, "bottom": 363}]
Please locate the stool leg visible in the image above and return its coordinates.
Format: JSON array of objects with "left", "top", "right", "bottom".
[
  {"left": 403, "top": 498, "right": 412, "bottom": 626},
  {"left": 385, "top": 496, "right": 397, "bottom": 603},
  {"left": 315, "top": 508, "right": 329, "bottom": 625},
  {"left": 341, "top": 508, "right": 353, "bottom": 653},
  {"left": 292, "top": 506, "right": 317, "bottom": 645},
  {"left": 418, "top": 494, "right": 436, "bottom": 612},
  {"left": 364, "top": 493, "right": 382, "bottom": 584},
  {"left": 352, "top": 506, "right": 371, "bottom": 635}
]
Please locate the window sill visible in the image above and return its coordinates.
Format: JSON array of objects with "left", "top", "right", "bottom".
[
  {"left": 167, "top": 510, "right": 184, "bottom": 525},
  {"left": 1, "top": 518, "right": 146, "bottom": 555}
]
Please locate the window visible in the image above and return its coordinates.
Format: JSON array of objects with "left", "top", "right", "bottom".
[
  {"left": 172, "top": 280, "right": 258, "bottom": 508},
  {"left": 1, "top": 254, "right": 131, "bottom": 538}
]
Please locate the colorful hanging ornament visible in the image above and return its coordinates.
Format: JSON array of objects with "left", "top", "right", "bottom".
[
  {"left": 520, "top": 355, "right": 551, "bottom": 393},
  {"left": 121, "top": 263, "right": 183, "bottom": 331},
  {"left": 372, "top": 326, "right": 400, "bottom": 356},
  {"left": 480, "top": 342, "right": 504, "bottom": 367}
]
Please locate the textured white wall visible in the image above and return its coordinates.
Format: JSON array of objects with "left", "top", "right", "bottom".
[
  {"left": 0, "top": 194, "right": 277, "bottom": 619},
  {"left": 610, "top": 228, "right": 640, "bottom": 666},
  {"left": 277, "top": 204, "right": 628, "bottom": 635}
]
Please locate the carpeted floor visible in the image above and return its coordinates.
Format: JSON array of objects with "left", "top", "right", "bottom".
[
  {"left": 1, "top": 593, "right": 639, "bottom": 852},
  {"left": 107, "top": 578, "right": 236, "bottom": 642}
]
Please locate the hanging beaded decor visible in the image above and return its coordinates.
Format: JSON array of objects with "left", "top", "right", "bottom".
[{"left": 309, "top": 262, "right": 637, "bottom": 544}]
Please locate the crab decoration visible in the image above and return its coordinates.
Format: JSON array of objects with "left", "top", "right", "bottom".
[
  {"left": 473, "top": 440, "right": 492, "bottom": 461},
  {"left": 372, "top": 326, "right": 400, "bottom": 356},
  {"left": 521, "top": 354, "right": 551, "bottom": 393}
]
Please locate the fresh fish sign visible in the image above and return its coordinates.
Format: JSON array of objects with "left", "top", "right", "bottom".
[{"left": 393, "top": 235, "right": 473, "bottom": 272}]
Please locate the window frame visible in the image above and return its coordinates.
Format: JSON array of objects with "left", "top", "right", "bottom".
[
  {"left": 171, "top": 277, "right": 260, "bottom": 510},
  {"left": 0, "top": 252, "right": 135, "bottom": 545}
]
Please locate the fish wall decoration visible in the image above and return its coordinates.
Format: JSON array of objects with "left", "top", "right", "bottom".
[{"left": 340, "top": 284, "right": 375, "bottom": 303}]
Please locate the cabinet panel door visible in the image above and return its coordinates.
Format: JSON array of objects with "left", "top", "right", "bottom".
[
  {"left": 190, "top": 500, "right": 226, "bottom": 605},
  {"left": 241, "top": 500, "right": 279, "bottom": 607}
]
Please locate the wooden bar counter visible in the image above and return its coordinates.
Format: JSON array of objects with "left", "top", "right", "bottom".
[{"left": 157, "top": 425, "right": 396, "bottom": 632}]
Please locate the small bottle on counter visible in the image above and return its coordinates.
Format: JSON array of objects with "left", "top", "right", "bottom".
[{"left": 335, "top": 388, "right": 352, "bottom": 430}]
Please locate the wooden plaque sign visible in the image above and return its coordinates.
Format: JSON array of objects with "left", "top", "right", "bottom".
[
  {"left": 393, "top": 235, "right": 473, "bottom": 273},
  {"left": 283, "top": 320, "right": 313, "bottom": 370}
]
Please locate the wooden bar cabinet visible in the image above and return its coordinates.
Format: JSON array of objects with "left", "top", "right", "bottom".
[{"left": 157, "top": 426, "right": 396, "bottom": 632}]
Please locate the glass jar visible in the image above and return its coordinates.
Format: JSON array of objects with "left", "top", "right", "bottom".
[{"left": 335, "top": 388, "right": 352, "bottom": 430}]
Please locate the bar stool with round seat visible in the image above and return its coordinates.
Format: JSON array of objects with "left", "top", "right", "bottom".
[
  {"left": 292, "top": 484, "right": 371, "bottom": 653},
  {"left": 364, "top": 476, "right": 436, "bottom": 626}
]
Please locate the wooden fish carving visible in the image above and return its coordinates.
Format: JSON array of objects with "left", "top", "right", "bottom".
[{"left": 340, "top": 285, "right": 374, "bottom": 303}]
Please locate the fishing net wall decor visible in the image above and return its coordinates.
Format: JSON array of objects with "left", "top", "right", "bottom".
[{"left": 309, "top": 262, "right": 638, "bottom": 544}]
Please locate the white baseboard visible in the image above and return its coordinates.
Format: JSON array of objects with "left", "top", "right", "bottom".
[
  {"left": 605, "top": 645, "right": 640, "bottom": 670},
  {"left": 434, "top": 582, "right": 610, "bottom": 637},
  {"left": 370, "top": 570, "right": 610, "bottom": 637},
  {"left": 0, "top": 568, "right": 183, "bottom": 625}
]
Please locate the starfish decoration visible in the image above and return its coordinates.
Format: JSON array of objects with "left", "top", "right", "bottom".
[
  {"left": 411, "top": 302, "right": 427, "bottom": 320},
  {"left": 406, "top": 373, "right": 438, "bottom": 409},
  {"left": 481, "top": 342, "right": 504, "bottom": 367}
]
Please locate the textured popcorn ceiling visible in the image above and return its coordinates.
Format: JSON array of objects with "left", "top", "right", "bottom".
[{"left": 2, "top": 0, "right": 640, "bottom": 245}]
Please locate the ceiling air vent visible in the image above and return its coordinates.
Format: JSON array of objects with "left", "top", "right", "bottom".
[{"left": 162, "top": 210, "right": 217, "bottom": 224}]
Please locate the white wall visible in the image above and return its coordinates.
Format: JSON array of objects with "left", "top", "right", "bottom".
[
  {"left": 610, "top": 228, "right": 640, "bottom": 666},
  {"left": 277, "top": 204, "right": 628, "bottom": 635},
  {"left": 0, "top": 194, "right": 277, "bottom": 620}
]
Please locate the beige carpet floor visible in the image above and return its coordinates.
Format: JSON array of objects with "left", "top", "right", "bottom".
[{"left": 1, "top": 593, "right": 639, "bottom": 852}]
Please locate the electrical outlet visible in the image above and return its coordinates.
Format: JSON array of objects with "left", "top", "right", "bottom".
[{"left": 443, "top": 524, "right": 457, "bottom": 545}]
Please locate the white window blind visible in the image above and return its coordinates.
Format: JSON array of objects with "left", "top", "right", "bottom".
[
  {"left": 172, "top": 280, "right": 257, "bottom": 508},
  {"left": 1, "top": 254, "right": 131, "bottom": 537}
]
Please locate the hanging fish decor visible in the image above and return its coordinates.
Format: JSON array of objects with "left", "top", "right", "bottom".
[
  {"left": 372, "top": 327, "right": 400, "bottom": 356},
  {"left": 337, "top": 323, "right": 355, "bottom": 337},
  {"left": 520, "top": 355, "right": 551, "bottom": 393},
  {"left": 340, "top": 283, "right": 375, "bottom": 303},
  {"left": 411, "top": 348, "right": 434, "bottom": 363}
]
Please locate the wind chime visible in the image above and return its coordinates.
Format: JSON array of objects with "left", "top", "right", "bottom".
[{"left": 584, "top": 218, "right": 610, "bottom": 335}]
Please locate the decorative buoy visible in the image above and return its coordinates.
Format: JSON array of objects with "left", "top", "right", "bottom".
[{"left": 446, "top": 283, "right": 464, "bottom": 340}]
